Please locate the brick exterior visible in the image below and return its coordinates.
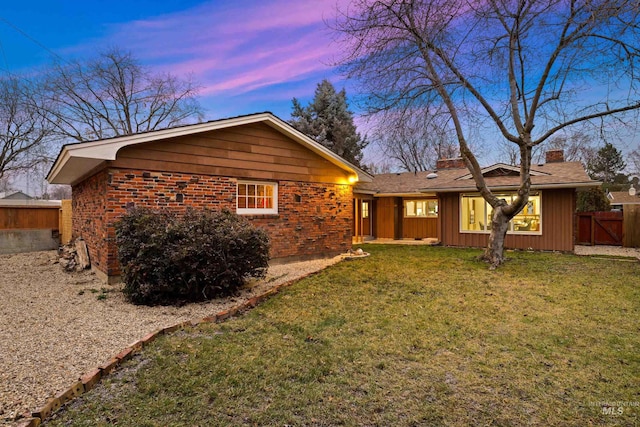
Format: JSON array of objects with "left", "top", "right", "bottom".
[
  {"left": 545, "top": 149, "right": 565, "bottom": 163},
  {"left": 72, "top": 168, "right": 353, "bottom": 278},
  {"left": 72, "top": 170, "right": 109, "bottom": 274},
  {"left": 436, "top": 158, "right": 466, "bottom": 169}
]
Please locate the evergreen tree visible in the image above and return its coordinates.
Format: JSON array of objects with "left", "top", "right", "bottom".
[
  {"left": 576, "top": 187, "right": 610, "bottom": 212},
  {"left": 290, "top": 80, "right": 367, "bottom": 167},
  {"left": 587, "top": 143, "right": 627, "bottom": 185}
]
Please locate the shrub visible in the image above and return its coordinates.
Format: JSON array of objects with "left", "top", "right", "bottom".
[{"left": 115, "top": 207, "right": 270, "bottom": 305}]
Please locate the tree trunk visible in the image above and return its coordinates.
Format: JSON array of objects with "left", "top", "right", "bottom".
[{"left": 481, "top": 207, "right": 511, "bottom": 268}]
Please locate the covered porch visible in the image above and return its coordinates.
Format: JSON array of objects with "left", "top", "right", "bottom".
[{"left": 352, "top": 192, "right": 440, "bottom": 244}]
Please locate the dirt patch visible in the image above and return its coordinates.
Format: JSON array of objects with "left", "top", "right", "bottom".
[{"left": 0, "top": 251, "right": 341, "bottom": 424}]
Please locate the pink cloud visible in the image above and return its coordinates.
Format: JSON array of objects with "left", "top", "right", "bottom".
[
  {"left": 109, "top": 1, "right": 346, "bottom": 94},
  {"left": 202, "top": 49, "right": 330, "bottom": 95},
  {"left": 66, "top": 0, "right": 354, "bottom": 116}
]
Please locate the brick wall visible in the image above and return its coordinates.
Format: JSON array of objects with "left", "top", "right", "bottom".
[
  {"left": 436, "top": 158, "right": 466, "bottom": 169},
  {"left": 545, "top": 149, "right": 565, "bottom": 163},
  {"left": 74, "top": 168, "right": 353, "bottom": 278},
  {"left": 72, "top": 170, "right": 109, "bottom": 274},
  {"left": 247, "top": 181, "right": 353, "bottom": 260}
]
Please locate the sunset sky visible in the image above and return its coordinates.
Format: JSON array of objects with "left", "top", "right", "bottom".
[
  {"left": 1, "top": 0, "right": 637, "bottom": 192},
  {"left": 0, "top": 0, "right": 352, "bottom": 119}
]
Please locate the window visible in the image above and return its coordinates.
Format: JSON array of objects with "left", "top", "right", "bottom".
[
  {"left": 237, "top": 181, "right": 278, "bottom": 215},
  {"left": 404, "top": 199, "right": 438, "bottom": 217},
  {"left": 362, "top": 201, "right": 369, "bottom": 218},
  {"left": 460, "top": 192, "right": 541, "bottom": 234}
]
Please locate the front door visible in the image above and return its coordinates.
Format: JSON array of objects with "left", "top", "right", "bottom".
[{"left": 362, "top": 200, "right": 372, "bottom": 237}]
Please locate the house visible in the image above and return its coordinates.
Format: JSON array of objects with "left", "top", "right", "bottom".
[
  {"left": 607, "top": 190, "right": 640, "bottom": 211},
  {"left": 0, "top": 190, "right": 33, "bottom": 200},
  {"left": 353, "top": 149, "right": 600, "bottom": 252},
  {"left": 47, "top": 112, "right": 372, "bottom": 282}
]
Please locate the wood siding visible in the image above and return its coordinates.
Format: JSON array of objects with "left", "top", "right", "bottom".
[
  {"left": 111, "top": 123, "right": 351, "bottom": 184},
  {"left": 402, "top": 217, "right": 438, "bottom": 239},
  {"left": 375, "top": 197, "right": 395, "bottom": 238},
  {"left": 623, "top": 205, "right": 640, "bottom": 248},
  {"left": 373, "top": 197, "right": 439, "bottom": 239},
  {"left": 0, "top": 206, "right": 59, "bottom": 230},
  {"left": 439, "top": 189, "right": 576, "bottom": 251}
]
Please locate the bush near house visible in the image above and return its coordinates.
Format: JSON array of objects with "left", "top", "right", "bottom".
[{"left": 115, "top": 207, "right": 270, "bottom": 305}]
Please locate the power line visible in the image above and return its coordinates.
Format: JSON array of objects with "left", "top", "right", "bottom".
[
  {"left": 0, "top": 15, "right": 62, "bottom": 61},
  {"left": 0, "top": 38, "right": 8, "bottom": 72}
]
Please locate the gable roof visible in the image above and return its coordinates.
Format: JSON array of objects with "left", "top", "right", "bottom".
[
  {"left": 356, "top": 161, "right": 598, "bottom": 195},
  {"left": 47, "top": 112, "right": 372, "bottom": 185},
  {"left": 0, "top": 190, "right": 33, "bottom": 200},
  {"left": 456, "top": 163, "right": 550, "bottom": 180}
]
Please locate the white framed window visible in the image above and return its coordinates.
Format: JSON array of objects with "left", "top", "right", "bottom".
[
  {"left": 404, "top": 199, "right": 438, "bottom": 218},
  {"left": 460, "top": 192, "right": 541, "bottom": 235},
  {"left": 237, "top": 181, "right": 278, "bottom": 215}
]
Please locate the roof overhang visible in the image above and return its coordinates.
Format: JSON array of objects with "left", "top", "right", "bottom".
[
  {"left": 47, "top": 112, "right": 373, "bottom": 185},
  {"left": 373, "top": 192, "right": 437, "bottom": 197},
  {"left": 354, "top": 189, "right": 377, "bottom": 196},
  {"left": 422, "top": 181, "right": 601, "bottom": 193}
]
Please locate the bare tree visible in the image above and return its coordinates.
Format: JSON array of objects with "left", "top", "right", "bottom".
[
  {"left": 0, "top": 75, "right": 54, "bottom": 182},
  {"left": 46, "top": 184, "right": 72, "bottom": 200},
  {"left": 42, "top": 48, "right": 203, "bottom": 142},
  {"left": 375, "top": 109, "right": 458, "bottom": 172},
  {"left": 0, "top": 174, "right": 14, "bottom": 193},
  {"left": 335, "top": 0, "right": 640, "bottom": 266},
  {"left": 629, "top": 147, "right": 640, "bottom": 176},
  {"left": 544, "top": 132, "right": 595, "bottom": 163}
]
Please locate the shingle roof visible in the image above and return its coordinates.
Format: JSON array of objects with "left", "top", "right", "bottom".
[
  {"left": 608, "top": 191, "right": 640, "bottom": 204},
  {"left": 355, "top": 161, "right": 598, "bottom": 195}
]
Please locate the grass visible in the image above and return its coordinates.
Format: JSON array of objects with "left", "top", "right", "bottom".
[{"left": 48, "top": 245, "right": 640, "bottom": 426}]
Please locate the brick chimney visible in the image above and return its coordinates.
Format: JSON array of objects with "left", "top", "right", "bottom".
[
  {"left": 545, "top": 149, "right": 564, "bottom": 163},
  {"left": 436, "top": 157, "right": 466, "bottom": 169}
]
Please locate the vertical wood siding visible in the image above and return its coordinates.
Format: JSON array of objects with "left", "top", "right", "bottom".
[
  {"left": 402, "top": 218, "right": 438, "bottom": 239},
  {"left": 439, "top": 189, "right": 576, "bottom": 251},
  {"left": 375, "top": 197, "right": 395, "bottom": 238}
]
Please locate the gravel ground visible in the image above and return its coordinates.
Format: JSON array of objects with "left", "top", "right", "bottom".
[
  {"left": 574, "top": 244, "right": 640, "bottom": 259},
  {"left": 0, "top": 251, "right": 342, "bottom": 425}
]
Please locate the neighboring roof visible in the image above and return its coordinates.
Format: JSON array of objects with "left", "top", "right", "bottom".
[
  {"left": 0, "top": 190, "right": 33, "bottom": 200},
  {"left": 608, "top": 191, "right": 640, "bottom": 205},
  {"left": 47, "top": 112, "right": 373, "bottom": 185},
  {"left": 355, "top": 161, "right": 599, "bottom": 195}
]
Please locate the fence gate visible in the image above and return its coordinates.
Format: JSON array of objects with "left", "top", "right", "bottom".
[{"left": 576, "top": 211, "right": 624, "bottom": 246}]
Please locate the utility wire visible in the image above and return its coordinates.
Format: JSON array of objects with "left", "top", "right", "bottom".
[
  {"left": 0, "top": 15, "right": 63, "bottom": 61},
  {"left": 0, "top": 37, "right": 9, "bottom": 72}
]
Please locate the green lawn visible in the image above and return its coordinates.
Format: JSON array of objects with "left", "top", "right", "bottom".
[{"left": 48, "top": 245, "right": 640, "bottom": 426}]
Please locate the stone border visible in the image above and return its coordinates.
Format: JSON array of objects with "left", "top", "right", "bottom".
[{"left": 14, "top": 272, "right": 317, "bottom": 427}]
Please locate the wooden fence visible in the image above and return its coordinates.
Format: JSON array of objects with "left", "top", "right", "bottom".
[
  {"left": 0, "top": 200, "right": 72, "bottom": 244},
  {"left": 576, "top": 208, "right": 639, "bottom": 248},
  {"left": 0, "top": 205, "right": 60, "bottom": 230},
  {"left": 59, "top": 200, "right": 73, "bottom": 245},
  {"left": 623, "top": 205, "right": 640, "bottom": 248}
]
